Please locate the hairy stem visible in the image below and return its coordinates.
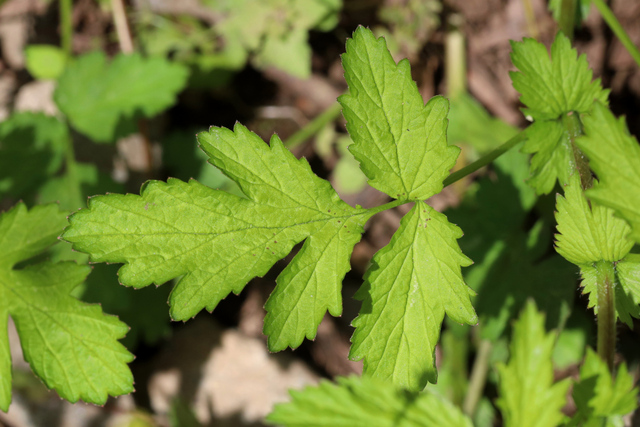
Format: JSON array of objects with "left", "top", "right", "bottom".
[
  {"left": 595, "top": 261, "right": 616, "bottom": 372},
  {"left": 463, "top": 339, "right": 492, "bottom": 417},
  {"left": 592, "top": 0, "right": 640, "bottom": 69},
  {"left": 59, "top": 0, "right": 73, "bottom": 56},
  {"left": 562, "top": 111, "right": 592, "bottom": 190},
  {"left": 558, "top": 0, "right": 577, "bottom": 40},
  {"left": 284, "top": 102, "right": 343, "bottom": 149},
  {"left": 442, "top": 131, "right": 526, "bottom": 188}
]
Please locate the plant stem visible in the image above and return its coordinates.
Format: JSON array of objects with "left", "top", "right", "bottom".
[
  {"left": 59, "top": 0, "right": 73, "bottom": 56},
  {"left": 595, "top": 260, "right": 616, "bottom": 372},
  {"left": 463, "top": 339, "right": 492, "bottom": 417},
  {"left": 558, "top": 0, "right": 577, "bottom": 40},
  {"left": 592, "top": 0, "right": 640, "bottom": 69},
  {"left": 562, "top": 111, "right": 592, "bottom": 190},
  {"left": 522, "top": 0, "right": 540, "bottom": 40},
  {"left": 284, "top": 102, "right": 343, "bottom": 149},
  {"left": 111, "top": 0, "right": 134, "bottom": 54},
  {"left": 366, "top": 199, "right": 405, "bottom": 216},
  {"left": 442, "top": 131, "right": 526, "bottom": 188}
]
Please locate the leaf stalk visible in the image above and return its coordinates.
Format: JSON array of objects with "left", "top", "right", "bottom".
[
  {"left": 442, "top": 131, "right": 526, "bottom": 188},
  {"left": 284, "top": 102, "right": 343, "bottom": 149}
]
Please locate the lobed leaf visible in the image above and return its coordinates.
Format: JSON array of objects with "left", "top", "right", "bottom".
[
  {"left": 555, "top": 174, "right": 640, "bottom": 326},
  {"left": 577, "top": 102, "right": 640, "bottom": 244},
  {"left": 340, "top": 27, "right": 459, "bottom": 201},
  {"left": 571, "top": 349, "right": 638, "bottom": 425},
  {"left": 496, "top": 301, "right": 570, "bottom": 427},
  {"left": 510, "top": 33, "right": 609, "bottom": 194},
  {"left": 63, "top": 124, "right": 372, "bottom": 351},
  {"left": 0, "top": 203, "right": 133, "bottom": 411},
  {"left": 54, "top": 52, "right": 189, "bottom": 142},
  {"left": 266, "top": 375, "right": 473, "bottom": 427},
  {"left": 349, "top": 202, "right": 476, "bottom": 390}
]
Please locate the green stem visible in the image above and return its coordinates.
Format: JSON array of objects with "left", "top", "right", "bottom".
[
  {"left": 463, "top": 339, "right": 492, "bottom": 417},
  {"left": 59, "top": 0, "right": 73, "bottom": 56},
  {"left": 442, "top": 131, "right": 526, "bottom": 188},
  {"left": 592, "top": 0, "right": 640, "bottom": 69},
  {"left": 561, "top": 111, "right": 592, "bottom": 190},
  {"left": 595, "top": 260, "right": 616, "bottom": 373},
  {"left": 558, "top": 0, "right": 577, "bottom": 40},
  {"left": 366, "top": 199, "right": 405, "bottom": 216},
  {"left": 284, "top": 102, "right": 343, "bottom": 149}
]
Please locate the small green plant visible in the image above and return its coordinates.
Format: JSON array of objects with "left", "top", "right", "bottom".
[{"left": 2, "top": 1, "right": 640, "bottom": 425}]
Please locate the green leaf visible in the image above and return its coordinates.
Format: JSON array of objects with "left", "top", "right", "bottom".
[
  {"left": 0, "top": 112, "right": 67, "bottom": 200},
  {"left": 266, "top": 375, "right": 473, "bottom": 427},
  {"left": 510, "top": 33, "right": 609, "bottom": 194},
  {"left": 339, "top": 27, "right": 459, "bottom": 201},
  {"left": 496, "top": 301, "right": 571, "bottom": 427},
  {"left": 447, "top": 150, "right": 574, "bottom": 341},
  {"left": 0, "top": 203, "right": 133, "bottom": 411},
  {"left": 571, "top": 348, "right": 638, "bottom": 425},
  {"left": 63, "top": 124, "right": 372, "bottom": 351},
  {"left": 577, "top": 101, "right": 640, "bottom": 244},
  {"left": 555, "top": 174, "right": 640, "bottom": 326},
  {"left": 350, "top": 202, "right": 476, "bottom": 390},
  {"left": 54, "top": 52, "right": 189, "bottom": 142},
  {"left": 24, "top": 45, "right": 68, "bottom": 80},
  {"left": 556, "top": 174, "right": 633, "bottom": 265}
]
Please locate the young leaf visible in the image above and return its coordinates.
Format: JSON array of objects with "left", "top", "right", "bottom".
[
  {"left": 510, "top": 33, "right": 609, "bottom": 194},
  {"left": 266, "top": 375, "right": 473, "bottom": 427},
  {"left": 555, "top": 174, "right": 640, "bottom": 325},
  {"left": 571, "top": 349, "right": 638, "bottom": 426},
  {"left": 0, "top": 203, "right": 133, "bottom": 411},
  {"left": 54, "top": 52, "right": 189, "bottom": 142},
  {"left": 339, "top": 26, "right": 459, "bottom": 201},
  {"left": 24, "top": 44, "right": 68, "bottom": 80},
  {"left": 576, "top": 101, "right": 640, "bottom": 244},
  {"left": 496, "top": 301, "right": 570, "bottom": 427},
  {"left": 349, "top": 202, "right": 476, "bottom": 390},
  {"left": 62, "top": 124, "right": 373, "bottom": 351}
]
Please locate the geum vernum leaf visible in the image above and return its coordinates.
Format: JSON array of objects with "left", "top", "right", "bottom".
[
  {"left": 337, "top": 27, "right": 477, "bottom": 391},
  {"left": 555, "top": 173, "right": 640, "bottom": 326},
  {"left": 509, "top": 33, "right": 609, "bottom": 194},
  {"left": 0, "top": 203, "right": 133, "bottom": 412},
  {"left": 63, "top": 124, "right": 374, "bottom": 352},
  {"left": 349, "top": 202, "right": 477, "bottom": 391},
  {"left": 266, "top": 375, "right": 473, "bottom": 427},
  {"left": 496, "top": 301, "right": 570, "bottom": 427},
  {"left": 576, "top": 101, "right": 640, "bottom": 244},
  {"left": 54, "top": 51, "right": 189, "bottom": 143},
  {"left": 339, "top": 26, "right": 459, "bottom": 202}
]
